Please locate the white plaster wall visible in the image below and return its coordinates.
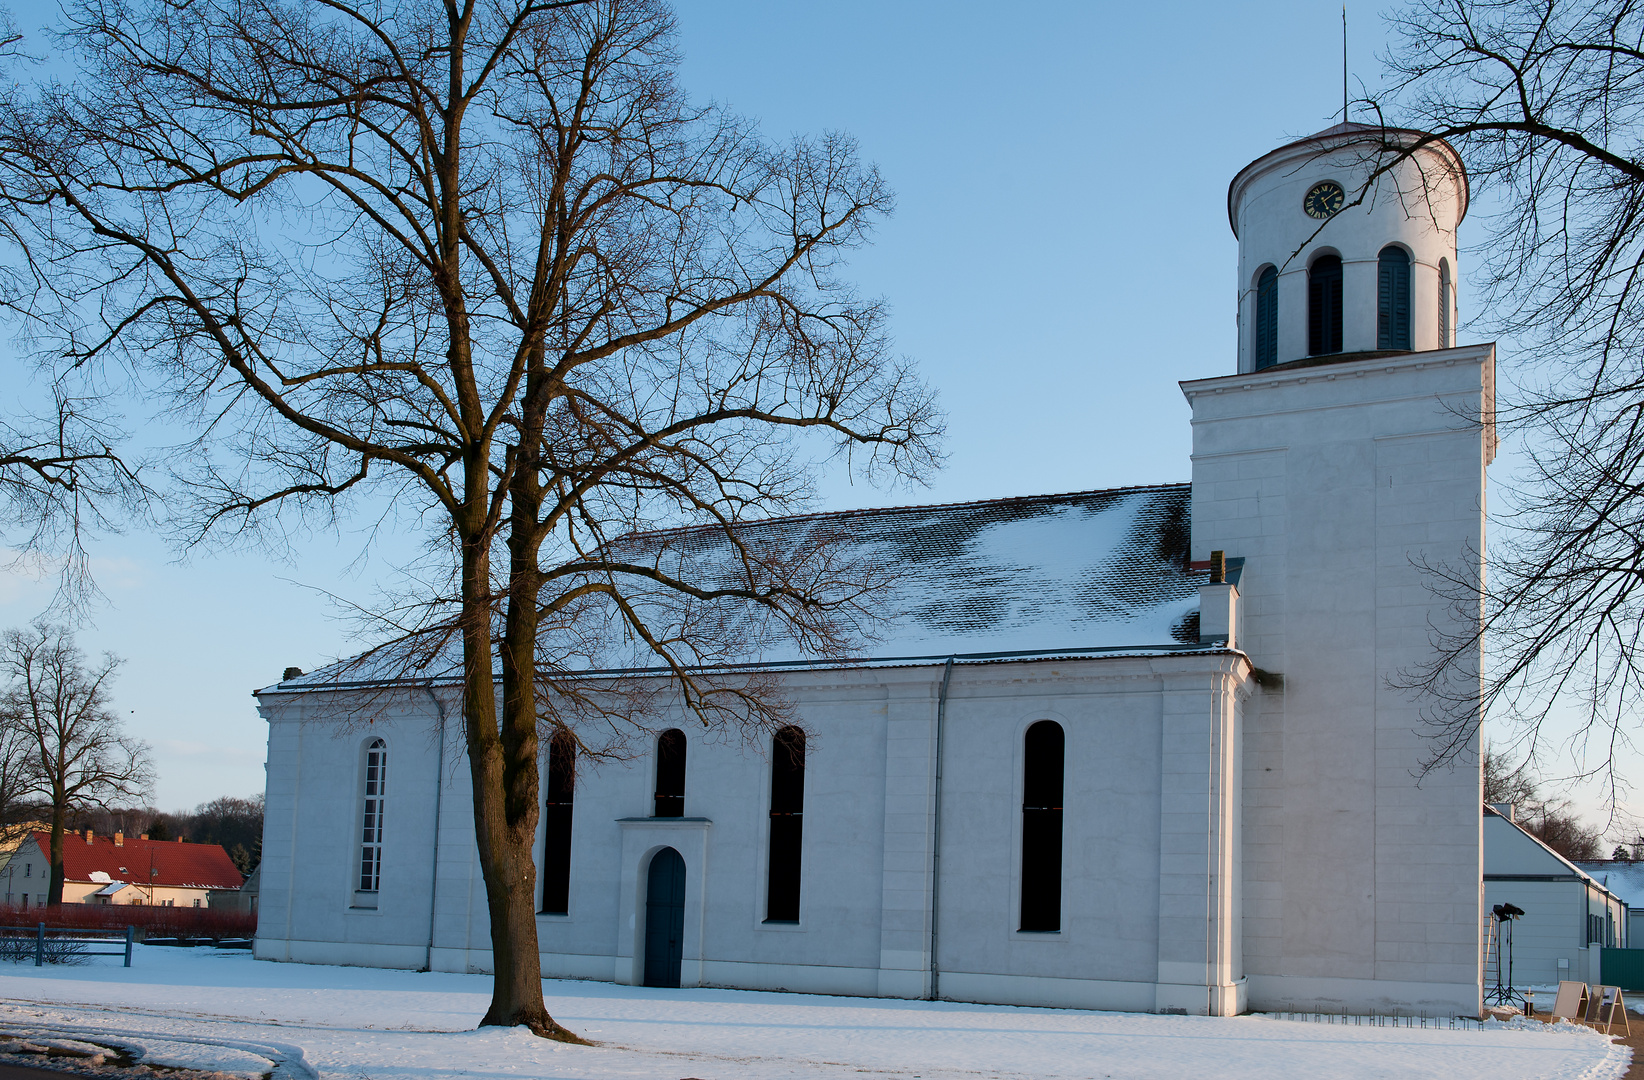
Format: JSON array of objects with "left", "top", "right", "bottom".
[
  {"left": 1484, "top": 813, "right": 1575, "bottom": 876},
  {"left": 254, "top": 653, "right": 1250, "bottom": 1013},
  {"left": 255, "top": 690, "right": 454, "bottom": 967},
  {"left": 1482, "top": 879, "right": 1623, "bottom": 987},
  {"left": 1184, "top": 345, "right": 1492, "bottom": 1016},
  {"left": 1230, "top": 128, "right": 1465, "bottom": 371},
  {"left": 934, "top": 668, "right": 1166, "bottom": 992}
]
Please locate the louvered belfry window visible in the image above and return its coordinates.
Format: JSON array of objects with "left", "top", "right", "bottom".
[
  {"left": 654, "top": 729, "right": 686, "bottom": 818},
  {"left": 1020, "top": 721, "right": 1065, "bottom": 932},
  {"left": 358, "top": 738, "right": 387, "bottom": 893},
  {"left": 1378, "top": 246, "right": 1412, "bottom": 350},
  {"left": 765, "top": 726, "right": 806, "bottom": 922},
  {"left": 1308, "top": 255, "right": 1343, "bottom": 356},
  {"left": 541, "top": 731, "right": 576, "bottom": 914},
  {"left": 1254, "top": 266, "right": 1278, "bottom": 370}
]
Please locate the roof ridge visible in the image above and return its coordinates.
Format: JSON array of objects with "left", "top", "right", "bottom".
[{"left": 613, "top": 481, "right": 1190, "bottom": 545}]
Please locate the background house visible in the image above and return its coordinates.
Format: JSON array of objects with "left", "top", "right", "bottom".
[
  {"left": 1484, "top": 805, "right": 1627, "bottom": 986},
  {"left": 1, "top": 831, "right": 243, "bottom": 908}
]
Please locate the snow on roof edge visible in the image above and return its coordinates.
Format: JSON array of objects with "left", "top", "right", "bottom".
[{"left": 258, "top": 642, "right": 1245, "bottom": 696}]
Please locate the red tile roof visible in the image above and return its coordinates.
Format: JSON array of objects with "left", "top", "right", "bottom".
[{"left": 30, "top": 832, "right": 243, "bottom": 890}]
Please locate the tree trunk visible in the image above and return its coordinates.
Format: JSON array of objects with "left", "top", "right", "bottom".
[
  {"left": 457, "top": 460, "right": 579, "bottom": 1041},
  {"left": 46, "top": 797, "right": 65, "bottom": 906}
]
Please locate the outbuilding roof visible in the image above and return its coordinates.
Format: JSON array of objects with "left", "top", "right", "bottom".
[{"left": 32, "top": 832, "right": 243, "bottom": 891}]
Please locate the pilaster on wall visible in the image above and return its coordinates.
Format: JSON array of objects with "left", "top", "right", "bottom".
[
  {"left": 1155, "top": 663, "right": 1249, "bottom": 1016},
  {"left": 876, "top": 673, "right": 942, "bottom": 999}
]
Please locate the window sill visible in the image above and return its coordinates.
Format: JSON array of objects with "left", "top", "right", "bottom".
[
  {"left": 350, "top": 891, "right": 380, "bottom": 911},
  {"left": 759, "top": 919, "right": 803, "bottom": 931},
  {"left": 615, "top": 816, "right": 712, "bottom": 824}
]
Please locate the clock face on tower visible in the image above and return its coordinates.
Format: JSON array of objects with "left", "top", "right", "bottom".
[{"left": 1304, "top": 181, "right": 1346, "bottom": 219}]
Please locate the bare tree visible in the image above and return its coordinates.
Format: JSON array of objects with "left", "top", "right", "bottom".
[
  {"left": 1485, "top": 746, "right": 1606, "bottom": 859},
  {"left": 0, "top": 716, "right": 40, "bottom": 829},
  {"left": 0, "top": 10, "right": 144, "bottom": 615},
  {"left": 0, "top": 624, "right": 153, "bottom": 905},
  {"left": 1339, "top": 0, "right": 1644, "bottom": 800},
  {"left": 0, "top": 0, "right": 939, "bottom": 1037}
]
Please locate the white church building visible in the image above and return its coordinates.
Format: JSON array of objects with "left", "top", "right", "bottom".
[{"left": 254, "top": 122, "right": 1493, "bottom": 1018}]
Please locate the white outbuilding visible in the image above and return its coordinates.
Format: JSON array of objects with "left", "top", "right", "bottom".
[
  {"left": 255, "top": 123, "right": 1493, "bottom": 1018},
  {"left": 1485, "top": 805, "right": 1627, "bottom": 987}
]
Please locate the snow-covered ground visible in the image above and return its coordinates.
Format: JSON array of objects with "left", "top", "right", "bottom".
[{"left": 0, "top": 945, "right": 1625, "bottom": 1080}]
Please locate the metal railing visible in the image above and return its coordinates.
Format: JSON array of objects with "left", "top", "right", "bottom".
[
  {"left": 0, "top": 924, "right": 135, "bottom": 967},
  {"left": 1271, "top": 1009, "right": 1492, "bottom": 1030}
]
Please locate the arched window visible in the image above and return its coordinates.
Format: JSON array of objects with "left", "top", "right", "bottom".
[
  {"left": 1308, "top": 255, "right": 1343, "bottom": 356},
  {"left": 1438, "top": 258, "right": 1452, "bottom": 348},
  {"left": 765, "top": 726, "right": 805, "bottom": 922},
  {"left": 654, "top": 729, "right": 686, "bottom": 818},
  {"left": 1020, "top": 721, "right": 1063, "bottom": 932},
  {"left": 1378, "top": 246, "right": 1412, "bottom": 350},
  {"left": 541, "top": 731, "right": 575, "bottom": 914},
  {"left": 358, "top": 738, "right": 387, "bottom": 894},
  {"left": 1254, "top": 266, "right": 1278, "bottom": 370}
]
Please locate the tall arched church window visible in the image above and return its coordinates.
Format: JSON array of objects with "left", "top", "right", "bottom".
[
  {"left": 541, "top": 731, "right": 575, "bottom": 914},
  {"left": 1308, "top": 255, "right": 1343, "bottom": 356},
  {"left": 765, "top": 726, "right": 805, "bottom": 922},
  {"left": 654, "top": 729, "right": 686, "bottom": 818},
  {"left": 1254, "top": 266, "right": 1278, "bottom": 370},
  {"left": 1378, "top": 246, "right": 1412, "bottom": 350},
  {"left": 1438, "top": 258, "right": 1452, "bottom": 348},
  {"left": 358, "top": 738, "right": 387, "bottom": 894},
  {"left": 1020, "top": 720, "right": 1064, "bottom": 932}
]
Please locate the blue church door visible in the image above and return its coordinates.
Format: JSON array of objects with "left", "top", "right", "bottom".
[{"left": 643, "top": 847, "right": 685, "bottom": 988}]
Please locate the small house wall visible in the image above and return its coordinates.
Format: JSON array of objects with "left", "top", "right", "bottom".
[{"left": 1483, "top": 814, "right": 1627, "bottom": 986}]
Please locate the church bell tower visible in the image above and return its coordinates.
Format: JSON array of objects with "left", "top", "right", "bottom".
[
  {"left": 1228, "top": 122, "right": 1467, "bottom": 373},
  {"left": 1184, "top": 122, "right": 1491, "bottom": 1017}
]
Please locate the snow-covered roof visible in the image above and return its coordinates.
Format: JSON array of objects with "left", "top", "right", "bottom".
[
  {"left": 265, "top": 484, "right": 1217, "bottom": 693},
  {"left": 1573, "top": 861, "right": 1644, "bottom": 909}
]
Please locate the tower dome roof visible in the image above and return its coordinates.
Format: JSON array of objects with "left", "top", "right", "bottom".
[{"left": 1227, "top": 122, "right": 1468, "bottom": 238}]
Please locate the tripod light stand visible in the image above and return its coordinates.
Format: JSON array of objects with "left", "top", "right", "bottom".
[{"left": 1485, "top": 902, "right": 1526, "bottom": 1009}]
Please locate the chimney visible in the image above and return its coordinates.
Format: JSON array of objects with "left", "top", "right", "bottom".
[
  {"left": 85, "top": 830, "right": 93, "bottom": 845},
  {"left": 114, "top": 832, "right": 123, "bottom": 847},
  {"left": 1199, "top": 551, "right": 1241, "bottom": 649},
  {"left": 1492, "top": 801, "right": 1515, "bottom": 823},
  {"left": 177, "top": 837, "right": 184, "bottom": 843},
  {"left": 139, "top": 834, "right": 148, "bottom": 841}
]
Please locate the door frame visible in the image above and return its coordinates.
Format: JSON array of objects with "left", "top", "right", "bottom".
[
  {"left": 615, "top": 817, "right": 712, "bottom": 986},
  {"left": 642, "top": 846, "right": 687, "bottom": 987}
]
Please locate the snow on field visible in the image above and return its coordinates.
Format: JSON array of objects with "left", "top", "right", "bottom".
[{"left": 0, "top": 946, "right": 1624, "bottom": 1080}]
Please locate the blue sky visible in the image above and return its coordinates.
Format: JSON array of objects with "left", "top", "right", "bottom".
[{"left": 2, "top": 1, "right": 1463, "bottom": 812}]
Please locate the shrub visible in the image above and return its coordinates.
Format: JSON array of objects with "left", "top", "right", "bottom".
[
  {"left": 0, "top": 904, "right": 256, "bottom": 939},
  {"left": 0, "top": 931, "right": 90, "bottom": 965}
]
